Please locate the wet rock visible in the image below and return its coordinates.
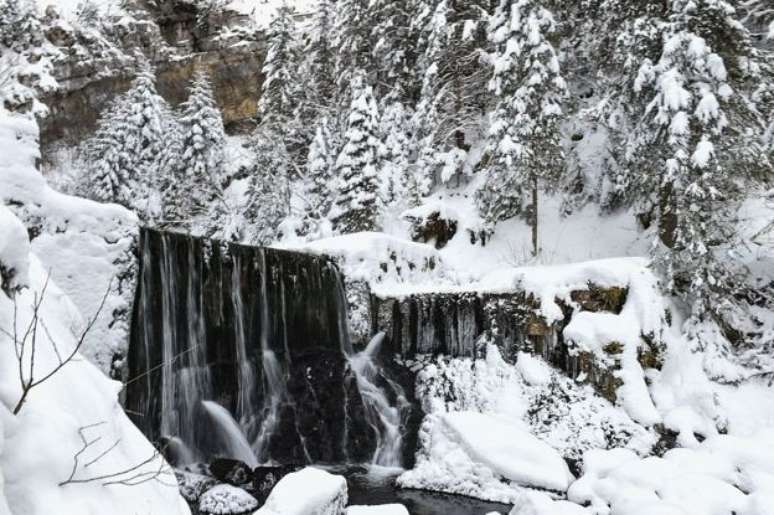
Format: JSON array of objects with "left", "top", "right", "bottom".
[
  {"left": 209, "top": 458, "right": 252, "bottom": 486},
  {"left": 199, "top": 484, "right": 258, "bottom": 515},
  {"left": 404, "top": 210, "right": 458, "bottom": 249}
]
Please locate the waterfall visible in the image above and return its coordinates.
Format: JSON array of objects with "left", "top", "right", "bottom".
[
  {"left": 202, "top": 401, "right": 259, "bottom": 468},
  {"left": 348, "top": 333, "right": 408, "bottom": 468},
  {"left": 126, "top": 228, "right": 409, "bottom": 468}
]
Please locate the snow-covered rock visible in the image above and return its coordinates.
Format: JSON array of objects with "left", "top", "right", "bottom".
[
  {"left": 199, "top": 484, "right": 258, "bottom": 515},
  {"left": 0, "top": 205, "right": 30, "bottom": 292},
  {"left": 255, "top": 467, "right": 347, "bottom": 515},
  {"left": 176, "top": 470, "right": 217, "bottom": 504},
  {"left": 346, "top": 505, "right": 410, "bottom": 515},
  {"left": 510, "top": 490, "right": 588, "bottom": 515}
]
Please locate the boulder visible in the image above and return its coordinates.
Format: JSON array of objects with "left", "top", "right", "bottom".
[
  {"left": 199, "top": 484, "right": 258, "bottom": 515},
  {"left": 252, "top": 464, "right": 302, "bottom": 503},
  {"left": 209, "top": 458, "right": 252, "bottom": 486},
  {"left": 255, "top": 467, "right": 347, "bottom": 515},
  {"left": 174, "top": 470, "right": 216, "bottom": 504}
]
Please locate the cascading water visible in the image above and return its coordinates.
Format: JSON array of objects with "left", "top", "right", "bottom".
[
  {"left": 126, "top": 228, "right": 408, "bottom": 468},
  {"left": 348, "top": 333, "right": 408, "bottom": 468}
]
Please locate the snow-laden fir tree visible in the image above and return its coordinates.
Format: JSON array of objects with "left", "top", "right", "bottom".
[
  {"left": 258, "top": 2, "right": 299, "bottom": 130},
  {"left": 302, "top": 116, "right": 338, "bottom": 236},
  {"left": 618, "top": 0, "right": 770, "bottom": 316},
  {"left": 243, "top": 127, "right": 292, "bottom": 245},
  {"left": 81, "top": 60, "right": 179, "bottom": 218},
  {"left": 370, "top": 0, "right": 421, "bottom": 101},
  {"left": 332, "top": 72, "right": 382, "bottom": 233},
  {"left": 378, "top": 86, "right": 414, "bottom": 208},
  {"left": 333, "top": 0, "right": 374, "bottom": 104},
  {"left": 0, "top": 0, "right": 40, "bottom": 51},
  {"left": 413, "top": 0, "right": 492, "bottom": 189},
  {"left": 167, "top": 70, "right": 226, "bottom": 227},
  {"left": 304, "top": 0, "right": 337, "bottom": 112},
  {"left": 477, "top": 0, "right": 567, "bottom": 255}
]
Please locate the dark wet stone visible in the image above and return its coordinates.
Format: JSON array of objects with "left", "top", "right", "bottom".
[{"left": 210, "top": 458, "right": 252, "bottom": 486}]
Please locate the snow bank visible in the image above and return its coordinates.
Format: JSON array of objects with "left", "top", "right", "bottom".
[
  {"left": 0, "top": 205, "right": 30, "bottom": 291},
  {"left": 569, "top": 430, "right": 774, "bottom": 515},
  {"left": 510, "top": 490, "right": 588, "bottom": 515},
  {"left": 346, "top": 505, "right": 409, "bottom": 515},
  {"left": 0, "top": 243, "right": 189, "bottom": 514},
  {"left": 399, "top": 345, "right": 653, "bottom": 503},
  {"left": 255, "top": 467, "right": 347, "bottom": 515},
  {"left": 444, "top": 412, "right": 574, "bottom": 492},
  {"left": 1, "top": 107, "right": 137, "bottom": 373},
  {"left": 299, "top": 232, "right": 455, "bottom": 287}
]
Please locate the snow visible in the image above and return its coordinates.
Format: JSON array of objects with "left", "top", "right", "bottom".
[
  {"left": 198, "top": 484, "right": 257, "bottom": 515},
  {"left": 0, "top": 205, "right": 30, "bottom": 291},
  {"left": 399, "top": 345, "right": 653, "bottom": 503},
  {"left": 346, "top": 505, "right": 409, "bottom": 515},
  {"left": 0, "top": 106, "right": 137, "bottom": 374},
  {"left": 0, "top": 249, "right": 189, "bottom": 514},
  {"left": 443, "top": 412, "right": 574, "bottom": 492},
  {"left": 568, "top": 430, "right": 774, "bottom": 515},
  {"left": 229, "top": 0, "right": 318, "bottom": 28},
  {"left": 509, "top": 490, "right": 588, "bottom": 515},
  {"left": 254, "top": 467, "right": 347, "bottom": 515}
]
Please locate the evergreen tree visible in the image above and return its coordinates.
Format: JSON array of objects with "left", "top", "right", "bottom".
[
  {"left": 615, "top": 0, "right": 770, "bottom": 315},
  {"left": 168, "top": 70, "right": 226, "bottom": 225},
  {"left": 333, "top": 0, "right": 375, "bottom": 103},
  {"left": 81, "top": 60, "right": 178, "bottom": 218},
  {"left": 413, "top": 0, "right": 492, "bottom": 189},
  {"left": 244, "top": 128, "right": 292, "bottom": 245},
  {"left": 477, "top": 0, "right": 567, "bottom": 255},
  {"left": 305, "top": 0, "right": 337, "bottom": 111},
  {"left": 371, "top": 0, "right": 420, "bottom": 101},
  {"left": 378, "top": 87, "right": 414, "bottom": 208},
  {"left": 302, "top": 117, "right": 338, "bottom": 234},
  {"left": 0, "top": 0, "right": 40, "bottom": 51},
  {"left": 332, "top": 73, "right": 382, "bottom": 233},
  {"left": 258, "top": 2, "right": 300, "bottom": 130}
]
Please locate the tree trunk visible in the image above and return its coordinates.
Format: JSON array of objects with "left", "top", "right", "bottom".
[{"left": 531, "top": 173, "right": 538, "bottom": 257}]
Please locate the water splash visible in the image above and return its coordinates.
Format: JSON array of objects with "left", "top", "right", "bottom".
[{"left": 201, "top": 400, "right": 259, "bottom": 468}]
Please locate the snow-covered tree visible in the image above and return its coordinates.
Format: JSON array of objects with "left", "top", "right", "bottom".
[
  {"left": 378, "top": 87, "right": 414, "bottom": 208},
  {"left": 616, "top": 0, "right": 770, "bottom": 315},
  {"left": 243, "top": 128, "right": 292, "bottom": 245},
  {"left": 302, "top": 117, "right": 338, "bottom": 234},
  {"left": 333, "top": 0, "right": 375, "bottom": 103},
  {"left": 413, "top": 0, "right": 492, "bottom": 189},
  {"left": 304, "top": 0, "right": 337, "bottom": 111},
  {"left": 0, "top": 0, "right": 40, "bottom": 51},
  {"left": 258, "top": 3, "right": 300, "bottom": 130},
  {"left": 332, "top": 73, "right": 382, "bottom": 233},
  {"left": 371, "top": 0, "right": 420, "bottom": 101},
  {"left": 166, "top": 70, "right": 226, "bottom": 226},
  {"left": 477, "top": 0, "right": 567, "bottom": 255},
  {"left": 81, "top": 61, "right": 178, "bottom": 218}
]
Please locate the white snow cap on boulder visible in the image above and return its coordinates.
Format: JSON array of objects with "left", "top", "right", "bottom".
[{"left": 254, "top": 467, "right": 347, "bottom": 515}]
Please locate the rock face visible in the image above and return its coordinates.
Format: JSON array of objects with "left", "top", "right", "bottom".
[
  {"left": 371, "top": 285, "right": 657, "bottom": 404},
  {"left": 37, "top": 2, "right": 265, "bottom": 156},
  {"left": 125, "top": 228, "right": 377, "bottom": 466}
]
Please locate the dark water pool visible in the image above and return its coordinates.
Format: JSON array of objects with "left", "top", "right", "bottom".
[{"left": 328, "top": 466, "right": 513, "bottom": 515}]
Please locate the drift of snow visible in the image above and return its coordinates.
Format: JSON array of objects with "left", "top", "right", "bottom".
[
  {"left": 0, "top": 205, "right": 30, "bottom": 291},
  {"left": 0, "top": 250, "right": 189, "bottom": 514},
  {"left": 254, "top": 467, "right": 347, "bottom": 515}
]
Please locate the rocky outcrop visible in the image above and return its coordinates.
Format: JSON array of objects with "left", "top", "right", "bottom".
[
  {"left": 37, "top": 2, "right": 265, "bottom": 156},
  {"left": 372, "top": 284, "right": 660, "bottom": 404}
]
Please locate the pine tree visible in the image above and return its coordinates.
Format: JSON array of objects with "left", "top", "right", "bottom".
[
  {"left": 477, "top": 0, "right": 567, "bottom": 255},
  {"left": 243, "top": 128, "right": 292, "bottom": 245},
  {"left": 302, "top": 117, "right": 338, "bottom": 234},
  {"left": 258, "top": 3, "right": 300, "bottom": 130},
  {"left": 371, "top": 0, "right": 421, "bottom": 101},
  {"left": 378, "top": 87, "right": 414, "bottom": 208},
  {"left": 333, "top": 0, "right": 375, "bottom": 104},
  {"left": 332, "top": 73, "right": 382, "bottom": 233},
  {"left": 0, "top": 0, "right": 40, "bottom": 51},
  {"left": 413, "top": 0, "right": 492, "bottom": 189},
  {"left": 81, "top": 60, "right": 178, "bottom": 218},
  {"left": 305, "top": 0, "right": 337, "bottom": 111},
  {"left": 168, "top": 70, "right": 226, "bottom": 225},
  {"left": 616, "top": 0, "right": 770, "bottom": 315}
]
